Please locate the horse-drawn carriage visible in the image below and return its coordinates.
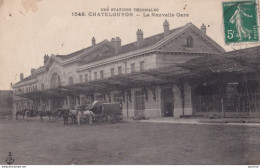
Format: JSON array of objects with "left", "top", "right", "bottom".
[
  {"left": 57, "top": 101, "right": 123, "bottom": 125},
  {"left": 89, "top": 101, "right": 123, "bottom": 123}
]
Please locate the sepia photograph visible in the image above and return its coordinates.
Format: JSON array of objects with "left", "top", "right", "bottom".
[{"left": 0, "top": 0, "right": 260, "bottom": 166}]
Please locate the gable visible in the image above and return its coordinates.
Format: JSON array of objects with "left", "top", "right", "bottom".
[
  {"left": 79, "top": 44, "right": 116, "bottom": 64},
  {"left": 157, "top": 28, "right": 223, "bottom": 53},
  {"left": 44, "top": 58, "right": 63, "bottom": 73}
]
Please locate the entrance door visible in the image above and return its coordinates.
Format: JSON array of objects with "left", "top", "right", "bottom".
[
  {"left": 161, "top": 88, "right": 173, "bottom": 117},
  {"left": 135, "top": 91, "right": 145, "bottom": 116}
]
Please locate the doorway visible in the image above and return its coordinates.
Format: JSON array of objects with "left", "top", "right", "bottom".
[{"left": 161, "top": 88, "right": 173, "bottom": 117}]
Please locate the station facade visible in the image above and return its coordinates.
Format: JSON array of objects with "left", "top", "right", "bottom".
[{"left": 12, "top": 21, "right": 260, "bottom": 118}]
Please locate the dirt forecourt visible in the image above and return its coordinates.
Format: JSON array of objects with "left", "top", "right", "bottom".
[{"left": 0, "top": 118, "right": 260, "bottom": 165}]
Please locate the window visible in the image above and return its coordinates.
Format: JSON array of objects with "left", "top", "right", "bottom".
[
  {"left": 140, "top": 61, "right": 144, "bottom": 71},
  {"left": 135, "top": 91, "right": 145, "bottom": 110},
  {"left": 50, "top": 73, "right": 61, "bottom": 88},
  {"left": 131, "top": 63, "right": 135, "bottom": 73},
  {"left": 111, "top": 68, "right": 115, "bottom": 77},
  {"left": 118, "top": 66, "right": 122, "bottom": 75},
  {"left": 100, "top": 71, "right": 104, "bottom": 79},
  {"left": 186, "top": 36, "right": 193, "bottom": 48},
  {"left": 84, "top": 74, "right": 88, "bottom": 82},
  {"left": 94, "top": 72, "right": 97, "bottom": 80},
  {"left": 79, "top": 75, "right": 83, "bottom": 83}
]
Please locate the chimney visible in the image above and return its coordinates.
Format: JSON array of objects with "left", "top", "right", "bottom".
[
  {"left": 44, "top": 54, "right": 49, "bottom": 65},
  {"left": 20, "top": 73, "right": 24, "bottom": 81},
  {"left": 92, "top": 37, "right": 96, "bottom": 46},
  {"left": 136, "top": 29, "right": 143, "bottom": 48},
  {"left": 200, "top": 23, "right": 206, "bottom": 34},
  {"left": 31, "top": 68, "right": 36, "bottom": 76},
  {"left": 163, "top": 20, "right": 170, "bottom": 37},
  {"left": 111, "top": 37, "right": 122, "bottom": 55}
]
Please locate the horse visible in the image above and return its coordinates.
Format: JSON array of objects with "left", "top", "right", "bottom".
[
  {"left": 15, "top": 109, "right": 26, "bottom": 120},
  {"left": 39, "top": 110, "right": 59, "bottom": 122},
  {"left": 69, "top": 110, "right": 80, "bottom": 125},
  {"left": 55, "top": 108, "right": 70, "bottom": 118},
  {"left": 26, "top": 110, "right": 38, "bottom": 117},
  {"left": 55, "top": 108, "right": 72, "bottom": 125},
  {"left": 69, "top": 109, "right": 95, "bottom": 125}
]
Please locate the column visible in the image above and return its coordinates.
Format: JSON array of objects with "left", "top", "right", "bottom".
[
  {"left": 172, "top": 85, "right": 183, "bottom": 118},
  {"left": 184, "top": 83, "right": 193, "bottom": 116}
]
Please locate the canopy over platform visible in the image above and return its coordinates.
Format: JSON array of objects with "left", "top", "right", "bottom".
[{"left": 17, "top": 46, "right": 260, "bottom": 99}]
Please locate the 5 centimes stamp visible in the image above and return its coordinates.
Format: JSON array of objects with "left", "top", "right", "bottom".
[{"left": 223, "top": 0, "right": 259, "bottom": 44}]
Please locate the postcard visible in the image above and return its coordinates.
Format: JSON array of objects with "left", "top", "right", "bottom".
[{"left": 0, "top": 0, "right": 260, "bottom": 166}]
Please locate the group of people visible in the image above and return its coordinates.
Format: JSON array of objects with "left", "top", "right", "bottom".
[{"left": 75, "top": 105, "right": 95, "bottom": 126}]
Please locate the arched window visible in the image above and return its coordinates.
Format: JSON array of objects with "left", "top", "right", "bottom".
[
  {"left": 50, "top": 73, "right": 61, "bottom": 88},
  {"left": 186, "top": 36, "right": 193, "bottom": 48},
  {"left": 68, "top": 77, "right": 74, "bottom": 85}
]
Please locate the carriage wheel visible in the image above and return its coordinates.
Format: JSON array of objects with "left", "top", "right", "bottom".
[{"left": 99, "top": 116, "right": 108, "bottom": 123}]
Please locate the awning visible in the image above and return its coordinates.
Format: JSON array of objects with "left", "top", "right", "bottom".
[{"left": 17, "top": 46, "right": 260, "bottom": 99}]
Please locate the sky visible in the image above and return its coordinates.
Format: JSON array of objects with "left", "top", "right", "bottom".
[{"left": 0, "top": 0, "right": 259, "bottom": 90}]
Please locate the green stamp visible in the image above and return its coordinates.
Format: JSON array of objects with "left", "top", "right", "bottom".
[{"left": 223, "top": 0, "right": 259, "bottom": 44}]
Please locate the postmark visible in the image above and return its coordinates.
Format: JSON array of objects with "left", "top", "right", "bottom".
[{"left": 222, "top": 0, "right": 259, "bottom": 44}]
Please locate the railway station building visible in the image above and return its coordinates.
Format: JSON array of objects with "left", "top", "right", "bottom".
[{"left": 12, "top": 21, "right": 260, "bottom": 118}]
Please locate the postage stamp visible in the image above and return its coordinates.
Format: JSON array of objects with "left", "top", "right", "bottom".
[{"left": 222, "top": 0, "right": 259, "bottom": 44}]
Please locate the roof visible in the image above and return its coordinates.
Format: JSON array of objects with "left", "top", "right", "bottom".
[
  {"left": 180, "top": 46, "right": 260, "bottom": 74},
  {"left": 56, "top": 26, "right": 183, "bottom": 64},
  {"left": 56, "top": 46, "right": 93, "bottom": 60},
  {"left": 75, "top": 23, "right": 224, "bottom": 66},
  {"left": 14, "top": 75, "right": 36, "bottom": 85},
  {"left": 119, "top": 27, "right": 183, "bottom": 55},
  {"left": 224, "top": 45, "right": 260, "bottom": 68},
  {"left": 17, "top": 22, "right": 226, "bottom": 87},
  {"left": 36, "top": 22, "right": 225, "bottom": 76}
]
